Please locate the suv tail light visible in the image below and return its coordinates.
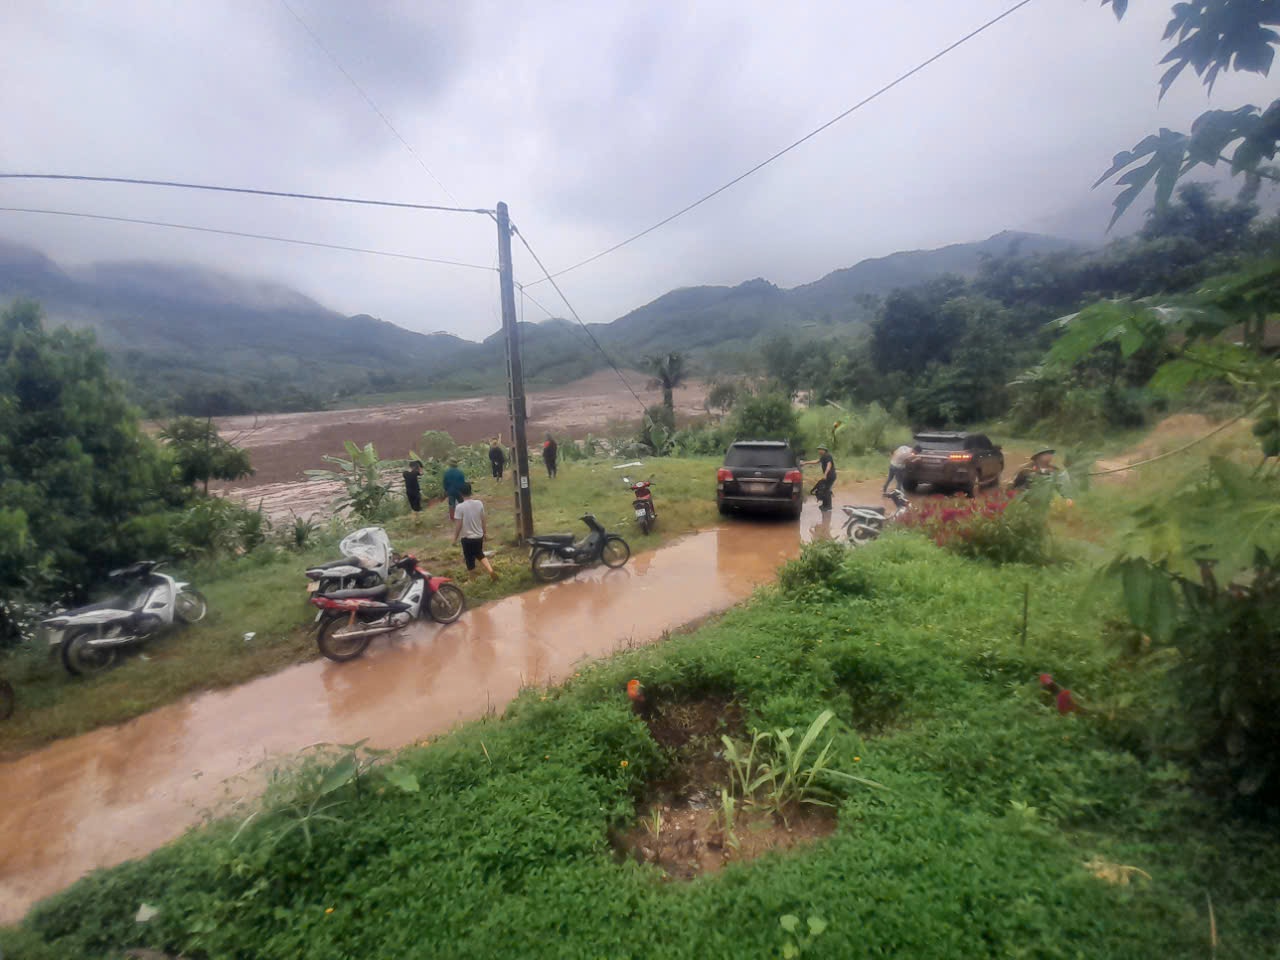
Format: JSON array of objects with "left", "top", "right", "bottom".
[
  {"left": 783, "top": 469, "right": 803, "bottom": 483},
  {"left": 716, "top": 468, "right": 733, "bottom": 482},
  {"left": 948, "top": 452, "right": 973, "bottom": 461}
]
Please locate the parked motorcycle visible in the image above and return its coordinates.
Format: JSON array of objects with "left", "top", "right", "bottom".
[
  {"left": 40, "top": 561, "right": 207, "bottom": 675},
  {"left": 528, "top": 515, "right": 631, "bottom": 582},
  {"left": 305, "top": 527, "right": 393, "bottom": 597},
  {"left": 841, "top": 489, "right": 911, "bottom": 546},
  {"left": 310, "top": 555, "right": 466, "bottom": 662},
  {"left": 624, "top": 477, "right": 657, "bottom": 534}
]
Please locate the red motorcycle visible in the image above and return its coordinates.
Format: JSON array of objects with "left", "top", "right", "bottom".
[
  {"left": 625, "top": 477, "right": 657, "bottom": 534},
  {"left": 309, "top": 555, "right": 465, "bottom": 661}
]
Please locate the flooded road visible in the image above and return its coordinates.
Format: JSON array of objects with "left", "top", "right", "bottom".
[{"left": 0, "top": 497, "right": 856, "bottom": 922}]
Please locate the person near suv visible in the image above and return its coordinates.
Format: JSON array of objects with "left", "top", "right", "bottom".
[{"left": 801, "top": 445, "right": 837, "bottom": 512}]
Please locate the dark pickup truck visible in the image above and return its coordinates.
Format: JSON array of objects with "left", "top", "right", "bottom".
[{"left": 716, "top": 441, "right": 804, "bottom": 519}]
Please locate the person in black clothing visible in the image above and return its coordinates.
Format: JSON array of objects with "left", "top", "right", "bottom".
[
  {"left": 542, "top": 433, "right": 558, "bottom": 478},
  {"left": 801, "top": 445, "right": 837, "bottom": 512},
  {"left": 489, "top": 439, "right": 506, "bottom": 481},
  {"left": 402, "top": 460, "right": 424, "bottom": 512}
]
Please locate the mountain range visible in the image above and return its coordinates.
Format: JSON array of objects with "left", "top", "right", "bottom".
[{"left": 0, "top": 230, "right": 1076, "bottom": 414}]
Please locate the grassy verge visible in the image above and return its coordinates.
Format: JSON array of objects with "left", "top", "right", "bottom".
[
  {"left": 0, "top": 457, "right": 721, "bottom": 757},
  {"left": 9, "top": 529, "right": 1278, "bottom": 958}
]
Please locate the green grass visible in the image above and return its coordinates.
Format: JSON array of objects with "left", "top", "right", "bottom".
[
  {"left": 0, "top": 457, "right": 722, "bottom": 757},
  {"left": 9, "top": 521, "right": 1280, "bottom": 958}
]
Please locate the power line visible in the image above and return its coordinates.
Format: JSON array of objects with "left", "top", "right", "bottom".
[
  {"left": 0, "top": 173, "right": 491, "bottom": 215},
  {"left": 0, "top": 206, "right": 496, "bottom": 271},
  {"left": 527, "top": 0, "right": 1038, "bottom": 286},
  {"left": 278, "top": 0, "right": 462, "bottom": 206},
  {"left": 511, "top": 224, "right": 650, "bottom": 415}
]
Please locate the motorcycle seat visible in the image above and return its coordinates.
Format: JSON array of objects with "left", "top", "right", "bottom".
[
  {"left": 530, "top": 534, "right": 575, "bottom": 546},
  {"left": 308, "top": 556, "right": 365, "bottom": 571},
  {"left": 319, "top": 585, "right": 389, "bottom": 600},
  {"left": 842, "top": 505, "right": 886, "bottom": 516}
]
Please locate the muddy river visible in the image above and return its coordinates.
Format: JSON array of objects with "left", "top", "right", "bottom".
[{"left": 0, "top": 494, "right": 861, "bottom": 922}]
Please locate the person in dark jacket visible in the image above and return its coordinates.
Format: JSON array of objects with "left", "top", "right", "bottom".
[
  {"left": 542, "top": 434, "right": 558, "bottom": 479},
  {"left": 402, "top": 460, "right": 424, "bottom": 512},
  {"left": 442, "top": 459, "right": 466, "bottom": 521},
  {"left": 489, "top": 438, "right": 506, "bottom": 481}
]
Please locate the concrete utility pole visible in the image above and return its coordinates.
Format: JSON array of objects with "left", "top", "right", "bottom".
[{"left": 496, "top": 201, "right": 534, "bottom": 542}]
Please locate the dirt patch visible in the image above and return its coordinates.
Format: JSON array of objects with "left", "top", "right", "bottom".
[{"left": 613, "top": 697, "right": 836, "bottom": 880}]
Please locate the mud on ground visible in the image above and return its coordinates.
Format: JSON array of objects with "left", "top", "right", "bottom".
[
  {"left": 214, "top": 371, "right": 708, "bottom": 519},
  {"left": 613, "top": 697, "right": 835, "bottom": 879}
]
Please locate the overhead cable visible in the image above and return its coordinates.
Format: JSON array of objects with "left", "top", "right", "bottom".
[
  {"left": 526, "top": 0, "right": 1038, "bottom": 286},
  {"left": 0, "top": 206, "right": 496, "bottom": 271},
  {"left": 0, "top": 173, "right": 492, "bottom": 215},
  {"left": 511, "top": 226, "right": 650, "bottom": 415},
  {"left": 278, "top": 0, "right": 462, "bottom": 206}
]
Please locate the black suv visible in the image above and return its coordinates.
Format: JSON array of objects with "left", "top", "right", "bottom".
[
  {"left": 900, "top": 432, "right": 1003, "bottom": 497},
  {"left": 716, "top": 441, "right": 804, "bottom": 518}
]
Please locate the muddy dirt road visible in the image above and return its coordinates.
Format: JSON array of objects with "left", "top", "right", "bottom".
[{"left": 0, "top": 490, "right": 862, "bottom": 923}]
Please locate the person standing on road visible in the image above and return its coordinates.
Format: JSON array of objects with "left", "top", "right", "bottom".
[
  {"left": 489, "top": 438, "right": 506, "bottom": 481},
  {"left": 442, "top": 458, "right": 467, "bottom": 521},
  {"left": 402, "top": 460, "right": 424, "bottom": 513},
  {"left": 452, "top": 483, "right": 498, "bottom": 581},
  {"left": 801, "top": 444, "right": 837, "bottom": 512},
  {"left": 884, "top": 443, "right": 915, "bottom": 494},
  {"left": 542, "top": 433, "right": 558, "bottom": 479}
]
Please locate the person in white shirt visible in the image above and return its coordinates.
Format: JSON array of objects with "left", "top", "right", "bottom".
[
  {"left": 451, "top": 484, "right": 498, "bottom": 581},
  {"left": 884, "top": 443, "right": 915, "bottom": 494}
]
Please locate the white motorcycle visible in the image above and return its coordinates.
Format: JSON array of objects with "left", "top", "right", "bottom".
[
  {"left": 41, "top": 561, "right": 207, "bottom": 675},
  {"left": 841, "top": 489, "right": 911, "bottom": 546},
  {"left": 304, "top": 527, "right": 393, "bottom": 598}
]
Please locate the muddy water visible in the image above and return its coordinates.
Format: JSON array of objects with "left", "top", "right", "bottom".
[{"left": 0, "top": 496, "right": 860, "bottom": 922}]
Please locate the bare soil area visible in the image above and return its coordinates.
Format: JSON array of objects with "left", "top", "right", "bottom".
[
  {"left": 218, "top": 371, "right": 709, "bottom": 489},
  {"left": 612, "top": 697, "right": 835, "bottom": 879}
]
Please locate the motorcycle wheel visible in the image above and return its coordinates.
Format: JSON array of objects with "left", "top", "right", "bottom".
[
  {"left": 601, "top": 535, "right": 631, "bottom": 568},
  {"left": 638, "top": 514, "right": 652, "bottom": 535},
  {"left": 175, "top": 588, "right": 208, "bottom": 624},
  {"left": 428, "top": 583, "right": 466, "bottom": 624},
  {"left": 846, "top": 523, "right": 879, "bottom": 547},
  {"left": 0, "top": 679, "right": 13, "bottom": 721},
  {"left": 530, "top": 548, "right": 564, "bottom": 583},
  {"left": 61, "top": 628, "right": 118, "bottom": 676},
  {"left": 316, "top": 613, "right": 374, "bottom": 662}
]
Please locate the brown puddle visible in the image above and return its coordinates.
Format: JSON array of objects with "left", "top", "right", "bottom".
[{"left": 0, "top": 493, "right": 877, "bottom": 923}]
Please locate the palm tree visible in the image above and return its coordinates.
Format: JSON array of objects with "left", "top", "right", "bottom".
[{"left": 642, "top": 352, "right": 687, "bottom": 418}]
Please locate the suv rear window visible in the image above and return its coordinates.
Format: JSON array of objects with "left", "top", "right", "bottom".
[
  {"left": 914, "top": 435, "right": 965, "bottom": 452},
  {"left": 724, "top": 445, "right": 796, "bottom": 468}
]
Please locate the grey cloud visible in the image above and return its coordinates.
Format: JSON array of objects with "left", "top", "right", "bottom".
[{"left": 2, "top": 0, "right": 1277, "bottom": 342}]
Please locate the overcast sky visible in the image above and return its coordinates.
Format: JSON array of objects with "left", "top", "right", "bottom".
[{"left": 3, "top": 0, "right": 1277, "bottom": 340}]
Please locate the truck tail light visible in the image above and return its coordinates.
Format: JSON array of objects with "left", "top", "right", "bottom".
[
  {"left": 783, "top": 469, "right": 803, "bottom": 483},
  {"left": 948, "top": 453, "right": 973, "bottom": 461},
  {"left": 716, "top": 468, "right": 733, "bottom": 482}
]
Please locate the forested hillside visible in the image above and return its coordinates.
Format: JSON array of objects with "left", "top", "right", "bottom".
[{"left": 0, "top": 230, "right": 1073, "bottom": 415}]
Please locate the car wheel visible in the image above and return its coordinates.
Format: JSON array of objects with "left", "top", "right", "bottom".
[
  {"left": 718, "top": 502, "right": 732, "bottom": 516},
  {"left": 901, "top": 478, "right": 918, "bottom": 493}
]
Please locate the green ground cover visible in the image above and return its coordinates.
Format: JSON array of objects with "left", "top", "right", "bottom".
[{"left": 8, "top": 510, "right": 1277, "bottom": 958}]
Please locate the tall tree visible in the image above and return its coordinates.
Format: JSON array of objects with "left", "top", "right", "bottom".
[
  {"left": 642, "top": 352, "right": 688, "bottom": 418},
  {"left": 159, "top": 417, "right": 254, "bottom": 495},
  {"left": 0, "top": 300, "right": 180, "bottom": 599}
]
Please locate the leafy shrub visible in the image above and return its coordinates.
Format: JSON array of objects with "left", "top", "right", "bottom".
[
  {"left": 417, "top": 430, "right": 457, "bottom": 462},
  {"left": 898, "top": 489, "right": 1053, "bottom": 565},
  {"left": 731, "top": 392, "right": 800, "bottom": 443},
  {"left": 305, "top": 441, "right": 403, "bottom": 522},
  {"left": 1116, "top": 550, "right": 1280, "bottom": 807},
  {"left": 778, "top": 540, "right": 874, "bottom": 600}
]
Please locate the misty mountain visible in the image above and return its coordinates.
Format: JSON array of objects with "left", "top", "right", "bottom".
[{"left": 0, "top": 229, "right": 1077, "bottom": 414}]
